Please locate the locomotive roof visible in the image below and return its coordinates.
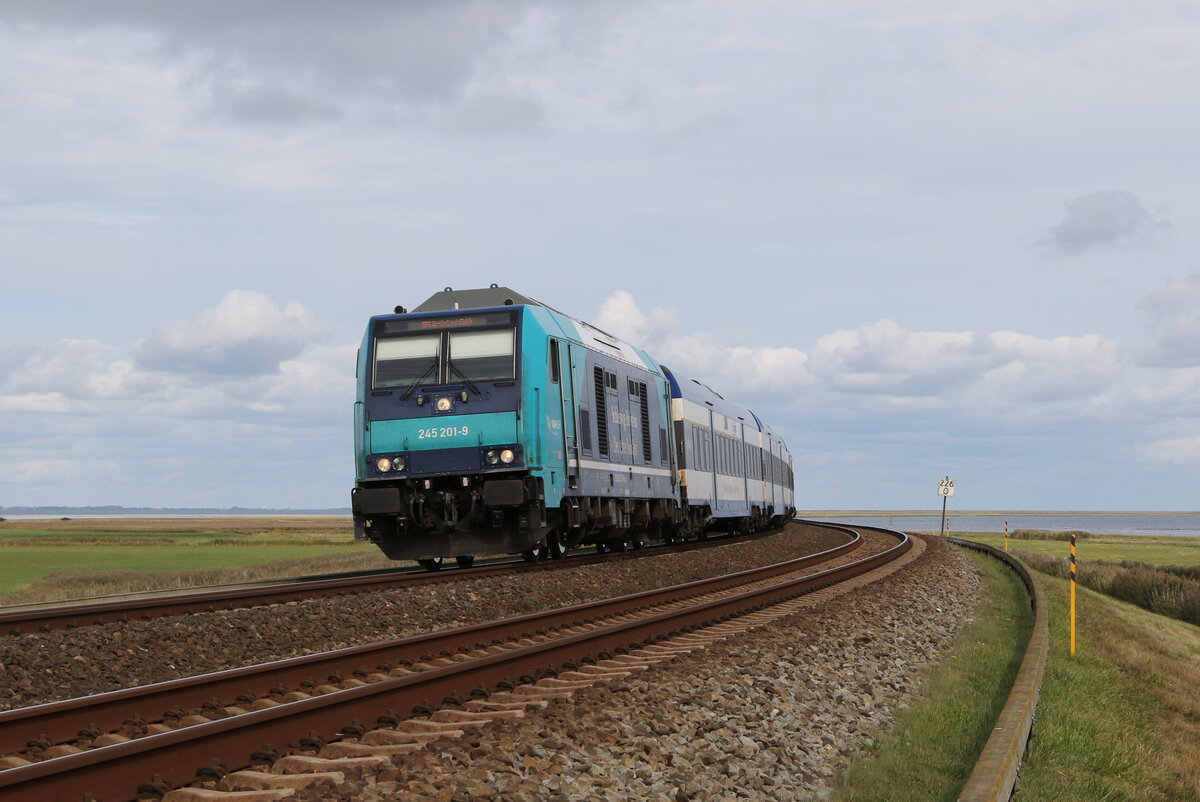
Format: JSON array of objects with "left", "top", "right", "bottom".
[{"left": 412, "top": 285, "right": 548, "bottom": 313}]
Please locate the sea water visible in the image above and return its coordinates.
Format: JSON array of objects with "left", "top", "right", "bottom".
[{"left": 816, "top": 513, "right": 1200, "bottom": 537}]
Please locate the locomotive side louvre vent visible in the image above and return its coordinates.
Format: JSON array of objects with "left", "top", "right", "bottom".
[
  {"left": 639, "top": 382, "right": 652, "bottom": 462},
  {"left": 594, "top": 366, "right": 610, "bottom": 458},
  {"left": 659, "top": 427, "right": 669, "bottom": 465},
  {"left": 579, "top": 409, "right": 593, "bottom": 454}
]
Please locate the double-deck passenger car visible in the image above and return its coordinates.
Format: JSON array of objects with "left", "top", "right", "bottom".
[{"left": 665, "top": 369, "right": 795, "bottom": 537}]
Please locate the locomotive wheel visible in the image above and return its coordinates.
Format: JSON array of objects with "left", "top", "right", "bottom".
[
  {"left": 455, "top": 555, "right": 475, "bottom": 568},
  {"left": 595, "top": 542, "right": 608, "bottom": 554},
  {"left": 522, "top": 546, "right": 545, "bottom": 562},
  {"left": 418, "top": 557, "right": 444, "bottom": 571},
  {"left": 547, "top": 532, "right": 568, "bottom": 560}
]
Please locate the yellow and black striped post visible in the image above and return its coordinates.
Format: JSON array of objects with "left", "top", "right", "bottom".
[
  {"left": 1069, "top": 532, "right": 1077, "bottom": 655},
  {"left": 1004, "top": 520, "right": 1008, "bottom": 552}
]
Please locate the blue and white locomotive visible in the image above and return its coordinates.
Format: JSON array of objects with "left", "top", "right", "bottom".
[{"left": 350, "top": 285, "right": 794, "bottom": 568}]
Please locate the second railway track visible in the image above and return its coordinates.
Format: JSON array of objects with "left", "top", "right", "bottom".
[
  {"left": 0, "top": 522, "right": 913, "bottom": 802},
  {"left": 0, "top": 522, "right": 790, "bottom": 637}
]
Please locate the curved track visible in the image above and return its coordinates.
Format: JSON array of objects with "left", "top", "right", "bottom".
[{"left": 0, "top": 522, "right": 910, "bottom": 802}]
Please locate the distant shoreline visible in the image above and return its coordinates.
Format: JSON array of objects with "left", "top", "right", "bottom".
[{"left": 0, "top": 507, "right": 350, "bottom": 516}]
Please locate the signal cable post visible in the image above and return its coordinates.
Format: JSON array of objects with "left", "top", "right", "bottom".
[{"left": 1070, "top": 532, "right": 1077, "bottom": 655}]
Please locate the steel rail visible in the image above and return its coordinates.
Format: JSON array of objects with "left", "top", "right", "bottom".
[
  {"left": 0, "top": 527, "right": 862, "bottom": 755},
  {"left": 949, "top": 537, "right": 1048, "bottom": 802},
  {"left": 0, "top": 521, "right": 799, "bottom": 635},
  {"left": 0, "top": 524, "right": 909, "bottom": 802}
]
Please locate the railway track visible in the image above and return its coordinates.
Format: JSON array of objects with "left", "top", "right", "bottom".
[
  {"left": 0, "top": 524, "right": 785, "bottom": 637},
  {"left": 0, "top": 522, "right": 911, "bottom": 802}
]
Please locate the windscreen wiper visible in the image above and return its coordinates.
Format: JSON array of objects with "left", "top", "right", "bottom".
[
  {"left": 400, "top": 358, "right": 439, "bottom": 400},
  {"left": 447, "top": 360, "right": 482, "bottom": 395}
]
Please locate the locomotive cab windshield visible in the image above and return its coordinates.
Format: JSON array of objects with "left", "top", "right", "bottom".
[{"left": 372, "top": 312, "right": 517, "bottom": 391}]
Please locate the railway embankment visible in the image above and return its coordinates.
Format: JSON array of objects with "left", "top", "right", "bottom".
[
  {"left": 828, "top": 543, "right": 1200, "bottom": 800},
  {"left": 829, "top": 544, "right": 1034, "bottom": 800},
  {"left": 0, "top": 525, "right": 913, "bottom": 800},
  {"left": 0, "top": 523, "right": 855, "bottom": 712},
  {"left": 272, "top": 536, "right": 978, "bottom": 801},
  {"left": 1009, "top": 570, "right": 1200, "bottom": 800}
]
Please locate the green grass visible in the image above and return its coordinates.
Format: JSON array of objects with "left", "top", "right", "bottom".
[
  {"left": 0, "top": 544, "right": 370, "bottom": 598},
  {"left": 954, "top": 533, "right": 1200, "bottom": 566},
  {"left": 0, "top": 518, "right": 383, "bottom": 602},
  {"left": 829, "top": 551, "right": 1033, "bottom": 801},
  {"left": 1013, "top": 573, "right": 1200, "bottom": 799}
]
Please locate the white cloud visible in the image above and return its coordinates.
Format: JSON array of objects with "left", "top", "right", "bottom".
[
  {"left": 1136, "top": 436, "right": 1200, "bottom": 465},
  {"left": 595, "top": 289, "right": 810, "bottom": 391},
  {"left": 595, "top": 289, "right": 679, "bottom": 350},
  {"left": 8, "top": 459, "right": 116, "bottom": 481},
  {"left": 0, "top": 339, "right": 123, "bottom": 399},
  {"left": 809, "top": 321, "right": 981, "bottom": 394},
  {"left": 133, "top": 290, "right": 330, "bottom": 376},
  {"left": 0, "top": 392, "right": 71, "bottom": 413},
  {"left": 0, "top": 292, "right": 348, "bottom": 426},
  {"left": 1137, "top": 272, "right": 1200, "bottom": 367},
  {"left": 597, "top": 292, "right": 1121, "bottom": 418},
  {"left": 11, "top": 460, "right": 79, "bottom": 481},
  {"left": 1123, "top": 366, "right": 1200, "bottom": 414}
]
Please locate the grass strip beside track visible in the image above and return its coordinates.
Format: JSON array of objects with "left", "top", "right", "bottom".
[
  {"left": 828, "top": 550, "right": 1033, "bottom": 801},
  {"left": 1012, "top": 572, "right": 1200, "bottom": 800}
]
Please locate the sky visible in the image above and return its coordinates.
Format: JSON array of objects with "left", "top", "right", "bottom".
[{"left": 2, "top": 1, "right": 1198, "bottom": 511}]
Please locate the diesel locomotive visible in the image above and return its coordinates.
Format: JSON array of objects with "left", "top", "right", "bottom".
[{"left": 350, "top": 285, "right": 794, "bottom": 568}]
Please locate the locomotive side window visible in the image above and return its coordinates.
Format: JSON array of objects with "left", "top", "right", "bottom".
[
  {"left": 374, "top": 335, "right": 440, "bottom": 388},
  {"left": 447, "top": 329, "right": 515, "bottom": 383}
]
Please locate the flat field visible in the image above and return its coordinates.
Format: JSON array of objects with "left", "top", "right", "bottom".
[
  {"left": 952, "top": 533, "right": 1200, "bottom": 566},
  {"left": 0, "top": 517, "right": 391, "bottom": 603}
]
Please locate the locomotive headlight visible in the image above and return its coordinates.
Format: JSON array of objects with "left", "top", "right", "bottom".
[
  {"left": 485, "top": 449, "right": 500, "bottom": 465},
  {"left": 435, "top": 396, "right": 452, "bottom": 412},
  {"left": 376, "top": 457, "right": 392, "bottom": 472},
  {"left": 394, "top": 455, "right": 406, "bottom": 472},
  {"left": 500, "top": 448, "right": 516, "bottom": 464}
]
